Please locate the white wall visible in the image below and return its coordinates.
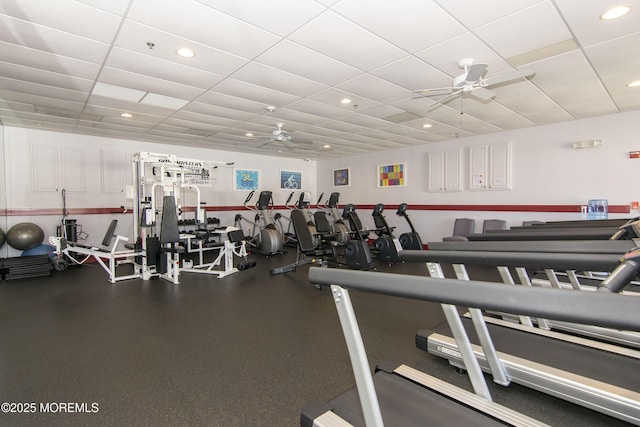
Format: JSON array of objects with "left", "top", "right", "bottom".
[
  {"left": 2, "top": 127, "right": 317, "bottom": 256},
  {"left": 0, "top": 121, "right": 7, "bottom": 257},
  {"left": 317, "top": 110, "right": 640, "bottom": 243}
]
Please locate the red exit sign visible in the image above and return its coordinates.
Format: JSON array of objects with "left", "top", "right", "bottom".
[{"left": 630, "top": 151, "right": 640, "bottom": 158}]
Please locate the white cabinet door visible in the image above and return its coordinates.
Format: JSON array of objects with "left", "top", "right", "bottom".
[
  {"left": 61, "top": 147, "right": 85, "bottom": 192},
  {"left": 427, "top": 152, "right": 444, "bottom": 191},
  {"left": 444, "top": 149, "right": 462, "bottom": 191},
  {"left": 489, "top": 142, "right": 512, "bottom": 189},
  {"left": 31, "top": 142, "right": 85, "bottom": 193},
  {"left": 469, "top": 145, "right": 488, "bottom": 190},
  {"left": 101, "top": 149, "right": 126, "bottom": 194},
  {"left": 32, "top": 143, "right": 60, "bottom": 192}
]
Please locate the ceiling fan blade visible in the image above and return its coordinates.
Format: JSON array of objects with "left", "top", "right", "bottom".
[
  {"left": 465, "top": 63, "right": 488, "bottom": 82},
  {"left": 291, "top": 136, "right": 314, "bottom": 145},
  {"left": 483, "top": 68, "right": 535, "bottom": 87},
  {"left": 426, "top": 91, "right": 462, "bottom": 112},
  {"left": 281, "top": 139, "right": 295, "bottom": 149},
  {"left": 256, "top": 139, "right": 273, "bottom": 148},
  {"left": 414, "top": 85, "right": 456, "bottom": 93},
  {"left": 470, "top": 87, "right": 496, "bottom": 101}
]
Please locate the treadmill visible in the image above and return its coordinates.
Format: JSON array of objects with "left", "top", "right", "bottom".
[
  {"left": 401, "top": 249, "right": 640, "bottom": 425},
  {"left": 303, "top": 265, "right": 640, "bottom": 427}
]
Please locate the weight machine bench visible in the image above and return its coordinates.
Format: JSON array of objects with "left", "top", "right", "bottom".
[{"left": 49, "top": 219, "right": 142, "bottom": 284}]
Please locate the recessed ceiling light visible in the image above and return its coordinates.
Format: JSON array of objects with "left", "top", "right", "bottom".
[
  {"left": 340, "top": 98, "right": 352, "bottom": 104},
  {"left": 121, "top": 112, "right": 133, "bottom": 118},
  {"left": 323, "top": 144, "right": 331, "bottom": 148},
  {"left": 422, "top": 123, "right": 433, "bottom": 128},
  {"left": 245, "top": 132, "right": 254, "bottom": 137},
  {"left": 628, "top": 80, "right": 640, "bottom": 87},
  {"left": 600, "top": 5, "right": 630, "bottom": 20},
  {"left": 176, "top": 47, "right": 195, "bottom": 58}
]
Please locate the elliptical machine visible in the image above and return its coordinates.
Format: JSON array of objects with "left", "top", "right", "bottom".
[
  {"left": 321, "top": 192, "right": 350, "bottom": 244},
  {"left": 371, "top": 203, "right": 402, "bottom": 264},
  {"left": 396, "top": 203, "right": 423, "bottom": 250},
  {"left": 234, "top": 190, "right": 284, "bottom": 256}
]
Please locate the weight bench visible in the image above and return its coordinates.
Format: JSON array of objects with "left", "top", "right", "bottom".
[{"left": 49, "top": 219, "right": 142, "bottom": 283}]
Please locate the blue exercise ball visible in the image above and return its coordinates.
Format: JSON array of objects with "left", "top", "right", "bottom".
[
  {"left": 0, "top": 227, "right": 5, "bottom": 248},
  {"left": 21, "top": 243, "right": 56, "bottom": 258},
  {"left": 6, "top": 222, "right": 45, "bottom": 251}
]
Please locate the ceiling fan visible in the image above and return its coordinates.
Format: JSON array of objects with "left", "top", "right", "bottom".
[
  {"left": 250, "top": 123, "right": 314, "bottom": 150},
  {"left": 414, "top": 58, "right": 535, "bottom": 111}
]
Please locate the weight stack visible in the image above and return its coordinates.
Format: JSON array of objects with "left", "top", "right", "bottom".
[{"left": 3, "top": 255, "right": 53, "bottom": 280}]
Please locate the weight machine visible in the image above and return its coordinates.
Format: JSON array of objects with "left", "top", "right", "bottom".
[{"left": 132, "top": 152, "right": 252, "bottom": 284}]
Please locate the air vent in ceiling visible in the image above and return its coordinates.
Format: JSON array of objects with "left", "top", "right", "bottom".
[
  {"left": 183, "top": 129, "right": 213, "bottom": 137},
  {"left": 34, "top": 106, "right": 79, "bottom": 119},
  {"left": 78, "top": 112, "right": 104, "bottom": 122},
  {"left": 381, "top": 111, "right": 422, "bottom": 124}
]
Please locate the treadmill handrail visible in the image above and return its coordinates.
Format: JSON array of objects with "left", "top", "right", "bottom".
[
  {"left": 400, "top": 249, "right": 621, "bottom": 271},
  {"left": 308, "top": 267, "right": 640, "bottom": 331}
]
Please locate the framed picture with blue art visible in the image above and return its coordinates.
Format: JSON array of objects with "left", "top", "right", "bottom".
[
  {"left": 333, "top": 168, "right": 350, "bottom": 187},
  {"left": 233, "top": 168, "right": 260, "bottom": 191},
  {"left": 377, "top": 163, "right": 406, "bottom": 188},
  {"left": 280, "top": 170, "right": 302, "bottom": 189}
]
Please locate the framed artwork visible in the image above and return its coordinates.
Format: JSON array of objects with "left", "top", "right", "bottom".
[
  {"left": 377, "top": 163, "right": 406, "bottom": 188},
  {"left": 233, "top": 168, "right": 260, "bottom": 191},
  {"left": 280, "top": 170, "right": 302, "bottom": 189},
  {"left": 333, "top": 168, "right": 350, "bottom": 187}
]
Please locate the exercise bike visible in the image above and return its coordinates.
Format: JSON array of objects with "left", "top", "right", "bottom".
[
  {"left": 341, "top": 204, "right": 374, "bottom": 270},
  {"left": 396, "top": 203, "right": 423, "bottom": 250},
  {"left": 371, "top": 203, "right": 402, "bottom": 264}
]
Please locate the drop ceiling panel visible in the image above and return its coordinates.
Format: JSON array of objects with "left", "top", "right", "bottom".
[
  {"left": 210, "top": 79, "right": 298, "bottom": 107},
  {"left": 98, "top": 67, "right": 203, "bottom": 100},
  {"left": 0, "top": 61, "right": 94, "bottom": 93},
  {"left": 197, "top": 92, "right": 269, "bottom": 114},
  {"left": 546, "top": 82, "right": 618, "bottom": 118},
  {"left": 437, "top": 0, "right": 543, "bottom": 29},
  {"left": 195, "top": 0, "right": 326, "bottom": 37},
  {"left": 528, "top": 51, "right": 597, "bottom": 90},
  {"left": 170, "top": 110, "right": 242, "bottom": 128},
  {"left": 255, "top": 40, "right": 361, "bottom": 86},
  {"left": 336, "top": 74, "right": 409, "bottom": 104},
  {"left": 554, "top": 0, "right": 640, "bottom": 47},
  {"left": 0, "top": 90, "right": 85, "bottom": 113},
  {"left": 229, "top": 62, "right": 327, "bottom": 98},
  {"left": 86, "top": 95, "right": 178, "bottom": 117},
  {"left": 289, "top": 10, "right": 406, "bottom": 71},
  {"left": 415, "top": 32, "right": 511, "bottom": 76},
  {"left": 114, "top": 20, "right": 250, "bottom": 77},
  {"left": 105, "top": 47, "right": 225, "bottom": 90},
  {"left": 126, "top": 0, "right": 281, "bottom": 59},
  {"left": 371, "top": 56, "right": 448, "bottom": 92},
  {"left": 282, "top": 99, "right": 353, "bottom": 121},
  {"left": 0, "top": 41, "right": 100, "bottom": 80},
  {"left": 333, "top": 0, "right": 466, "bottom": 53},
  {"left": 0, "top": 0, "right": 122, "bottom": 43},
  {"left": 585, "top": 33, "right": 640, "bottom": 77},
  {"left": 182, "top": 102, "right": 257, "bottom": 122},
  {"left": 73, "top": 0, "right": 131, "bottom": 16},
  {"left": 306, "top": 88, "right": 381, "bottom": 112},
  {"left": 474, "top": 2, "right": 572, "bottom": 58},
  {"left": 0, "top": 77, "right": 88, "bottom": 103},
  {"left": 0, "top": 15, "right": 110, "bottom": 63}
]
